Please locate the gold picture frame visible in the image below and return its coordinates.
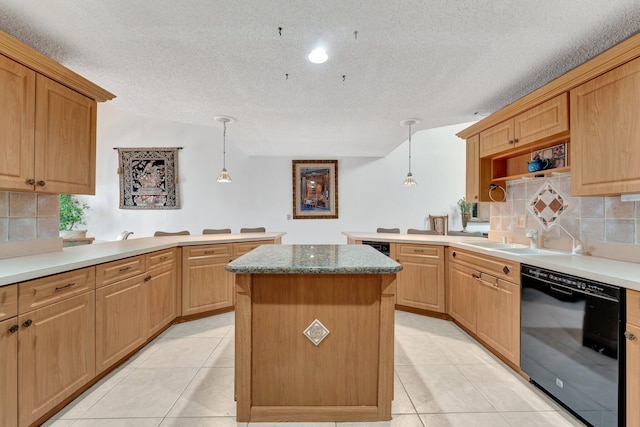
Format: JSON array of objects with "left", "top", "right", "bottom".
[{"left": 292, "top": 160, "right": 338, "bottom": 219}]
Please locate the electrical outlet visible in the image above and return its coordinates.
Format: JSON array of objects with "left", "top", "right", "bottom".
[{"left": 515, "top": 215, "right": 526, "bottom": 229}]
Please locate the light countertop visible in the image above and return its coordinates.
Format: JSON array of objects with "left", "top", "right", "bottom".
[
  {"left": 0, "top": 233, "right": 285, "bottom": 286},
  {"left": 343, "top": 232, "right": 640, "bottom": 291},
  {"left": 226, "top": 244, "right": 402, "bottom": 274}
]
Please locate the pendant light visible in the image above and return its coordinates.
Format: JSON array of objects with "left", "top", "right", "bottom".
[
  {"left": 215, "top": 116, "right": 234, "bottom": 183},
  {"left": 401, "top": 118, "right": 420, "bottom": 187}
]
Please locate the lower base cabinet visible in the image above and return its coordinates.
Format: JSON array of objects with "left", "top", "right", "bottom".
[
  {"left": 96, "top": 275, "right": 148, "bottom": 374},
  {"left": 394, "top": 244, "right": 445, "bottom": 313},
  {"left": 1, "top": 317, "right": 18, "bottom": 427},
  {"left": 448, "top": 249, "right": 520, "bottom": 367},
  {"left": 18, "top": 292, "right": 95, "bottom": 427},
  {"left": 146, "top": 249, "right": 178, "bottom": 337},
  {"left": 627, "top": 290, "right": 640, "bottom": 427}
]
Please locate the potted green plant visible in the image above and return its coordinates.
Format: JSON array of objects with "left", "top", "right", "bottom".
[
  {"left": 59, "top": 194, "right": 89, "bottom": 238},
  {"left": 457, "top": 197, "right": 473, "bottom": 232}
]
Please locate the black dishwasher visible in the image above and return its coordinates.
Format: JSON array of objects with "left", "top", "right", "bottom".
[{"left": 520, "top": 264, "right": 625, "bottom": 427}]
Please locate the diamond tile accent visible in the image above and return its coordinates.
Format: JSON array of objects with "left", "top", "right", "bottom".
[
  {"left": 303, "top": 319, "right": 330, "bottom": 346},
  {"left": 527, "top": 182, "right": 569, "bottom": 230}
]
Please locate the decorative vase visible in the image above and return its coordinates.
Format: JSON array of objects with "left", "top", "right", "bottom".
[{"left": 461, "top": 212, "right": 471, "bottom": 232}]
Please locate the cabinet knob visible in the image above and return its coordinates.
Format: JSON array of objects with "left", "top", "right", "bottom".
[
  {"left": 25, "top": 178, "right": 35, "bottom": 185},
  {"left": 144, "top": 275, "right": 152, "bottom": 282},
  {"left": 37, "top": 180, "right": 46, "bottom": 186},
  {"left": 452, "top": 252, "right": 457, "bottom": 258},
  {"left": 471, "top": 273, "right": 481, "bottom": 279},
  {"left": 513, "top": 138, "right": 519, "bottom": 143},
  {"left": 625, "top": 331, "right": 637, "bottom": 341},
  {"left": 8, "top": 325, "right": 19, "bottom": 334},
  {"left": 508, "top": 140, "right": 514, "bottom": 144},
  {"left": 502, "top": 266, "right": 510, "bottom": 275},
  {"left": 22, "top": 319, "right": 33, "bottom": 328}
]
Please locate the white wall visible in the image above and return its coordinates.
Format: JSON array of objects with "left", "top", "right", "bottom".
[{"left": 82, "top": 103, "right": 472, "bottom": 244}]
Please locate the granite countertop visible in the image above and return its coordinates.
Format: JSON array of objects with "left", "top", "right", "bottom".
[
  {"left": 343, "top": 232, "right": 640, "bottom": 291},
  {"left": 225, "top": 244, "right": 403, "bottom": 274},
  {"left": 0, "top": 233, "right": 285, "bottom": 286}
]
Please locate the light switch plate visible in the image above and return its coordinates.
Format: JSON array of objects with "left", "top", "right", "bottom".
[{"left": 515, "top": 214, "right": 526, "bottom": 229}]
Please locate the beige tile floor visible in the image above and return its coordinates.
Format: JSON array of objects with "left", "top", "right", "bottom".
[{"left": 44, "top": 311, "right": 586, "bottom": 427}]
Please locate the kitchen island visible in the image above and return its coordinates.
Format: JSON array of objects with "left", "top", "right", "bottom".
[{"left": 226, "top": 244, "right": 402, "bottom": 422}]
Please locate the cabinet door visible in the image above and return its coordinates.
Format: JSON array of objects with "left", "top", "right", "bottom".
[
  {"left": 35, "top": 75, "right": 97, "bottom": 194},
  {"left": 18, "top": 292, "right": 95, "bottom": 427},
  {"left": 627, "top": 322, "right": 640, "bottom": 427},
  {"left": 475, "top": 277, "right": 520, "bottom": 366},
  {"left": 395, "top": 254, "right": 445, "bottom": 312},
  {"left": 96, "top": 275, "right": 147, "bottom": 374},
  {"left": 513, "top": 93, "right": 568, "bottom": 147},
  {"left": 447, "top": 262, "right": 477, "bottom": 333},
  {"left": 465, "top": 135, "right": 480, "bottom": 202},
  {"left": 147, "top": 263, "right": 177, "bottom": 337},
  {"left": 571, "top": 56, "right": 640, "bottom": 196},
  {"left": 182, "top": 256, "right": 234, "bottom": 316},
  {"left": 0, "top": 54, "right": 35, "bottom": 191},
  {"left": 0, "top": 317, "right": 18, "bottom": 427},
  {"left": 479, "top": 120, "right": 514, "bottom": 157}
]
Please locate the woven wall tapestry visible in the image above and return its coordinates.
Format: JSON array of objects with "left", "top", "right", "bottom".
[{"left": 117, "top": 147, "right": 180, "bottom": 209}]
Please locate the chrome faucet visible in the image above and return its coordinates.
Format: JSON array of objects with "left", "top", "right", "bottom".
[
  {"left": 526, "top": 229, "right": 538, "bottom": 248},
  {"left": 548, "top": 223, "right": 583, "bottom": 254}
]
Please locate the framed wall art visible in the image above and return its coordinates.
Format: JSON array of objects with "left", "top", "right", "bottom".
[
  {"left": 292, "top": 160, "right": 338, "bottom": 219},
  {"left": 117, "top": 147, "right": 181, "bottom": 209}
]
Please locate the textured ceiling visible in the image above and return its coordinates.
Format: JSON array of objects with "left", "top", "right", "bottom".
[{"left": 1, "top": 1, "right": 639, "bottom": 157}]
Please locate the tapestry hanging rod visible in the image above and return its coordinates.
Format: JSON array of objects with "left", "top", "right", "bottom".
[{"left": 113, "top": 147, "right": 183, "bottom": 149}]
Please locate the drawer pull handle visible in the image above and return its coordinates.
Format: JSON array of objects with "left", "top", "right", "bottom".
[
  {"left": 119, "top": 266, "right": 132, "bottom": 272},
  {"left": 159, "top": 256, "right": 168, "bottom": 260},
  {"left": 414, "top": 249, "right": 424, "bottom": 253},
  {"left": 26, "top": 178, "right": 35, "bottom": 185},
  {"left": 22, "top": 319, "right": 33, "bottom": 328},
  {"left": 204, "top": 250, "right": 215, "bottom": 254},
  {"left": 55, "top": 282, "right": 76, "bottom": 292},
  {"left": 8, "top": 325, "right": 18, "bottom": 334},
  {"left": 502, "top": 266, "right": 510, "bottom": 275},
  {"left": 626, "top": 331, "right": 637, "bottom": 341},
  {"left": 144, "top": 275, "right": 152, "bottom": 282}
]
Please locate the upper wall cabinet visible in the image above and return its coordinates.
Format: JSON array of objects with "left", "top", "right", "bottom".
[
  {"left": 0, "top": 31, "right": 114, "bottom": 195},
  {"left": 480, "top": 93, "right": 569, "bottom": 158},
  {"left": 571, "top": 56, "right": 640, "bottom": 196}
]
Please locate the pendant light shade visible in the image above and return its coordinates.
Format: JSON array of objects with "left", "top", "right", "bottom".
[
  {"left": 401, "top": 119, "right": 420, "bottom": 187},
  {"left": 215, "top": 116, "right": 234, "bottom": 183}
]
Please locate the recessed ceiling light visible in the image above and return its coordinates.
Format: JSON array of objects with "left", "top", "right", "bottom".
[{"left": 308, "top": 47, "right": 328, "bottom": 64}]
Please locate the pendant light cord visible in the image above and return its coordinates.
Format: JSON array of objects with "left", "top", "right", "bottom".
[
  {"left": 222, "top": 121, "right": 227, "bottom": 169},
  {"left": 408, "top": 124, "right": 412, "bottom": 173}
]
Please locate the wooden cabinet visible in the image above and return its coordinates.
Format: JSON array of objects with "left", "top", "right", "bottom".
[
  {"left": 475, "top": 276, "right": 520, "bottom": 364},
  {"left": 447, "top": 262, "right": 477, "bottom": 332},
  {"left": 146, "top": 249, "right": 178, "bottom": 337},
  {"left": 0, "top": 284, "right": 18, "bottom": 321},
  {"left": 448, "top": 248, "right": 520, "bottom": 366},
  {"left": 34, "top": 75, "right": 97, "bottom": 194},
  {"left": 0, "top": 316, "right": 18, "bottom": 427},
  {"left": 627, "top": 290, "right": 640, "bottom": 427},
  {"left": 95, "top": 274, "right": 148, "bottom": 374},
  {"left": 465, "top": 135, "right": 481, "bottom": 202},
  {"left": 182, "top": 244, "right": 235, "bottom": 316},
  {"left": 0, "top": 54, "right": 35, "bottom": 192},
  {"left": 480, "top": 94, "right": 569, "bottom": 158},
  {"left": 571, "top": 56, "right": 640, "bottom": 196},
  {"left": 393, "top": 244, "right": 445, "bottom": 313},
  {"left": 0, "top": 55, "right": 97, "bottom": 194},
  {"left": 18, "top": 291, "right": 95, "bottom": 427}
]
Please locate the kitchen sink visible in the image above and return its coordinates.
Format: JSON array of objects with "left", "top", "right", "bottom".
[
  {"left": 461, "top": 241, "right": 525, "bottom": 249},
  {"left": 496, "top": 247, "right": 569, "bottom": 256}
]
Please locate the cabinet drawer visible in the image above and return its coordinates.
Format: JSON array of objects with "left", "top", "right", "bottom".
[
  {"left": 396, "top": 244, "right": 443, "bottom": 259},
  {"left": 146, "top": 248, "right": 176, "bottom": 270},
  {"left": 96, "top": 255, "right": 146, "bottom": 288},
  {"left": 183, "top": 244, "right": 233, "bottom": 260},
  {"left": 0, "top": 284, "right": 18, "bottom": 321},
  {"left": 19, "top": 267, "right": 96, "bottom": 313},
  {"left": 235, "top": 240, "right": 273, "bottom": 256},
  {"left": 628, "top": 290, "right": 640, "bottom": 327},
  {"left": 448, "top": 248, "right": 519, "bottom": 284}
]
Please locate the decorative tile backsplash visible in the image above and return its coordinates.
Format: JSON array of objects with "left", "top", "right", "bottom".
[
  {"left": 490, "top": 174, "right": 640, "bottom": 259},
  {"left": 527, "top": 182, "right": 569, "bottom": 229},
  {"left": 0, "top": 191, "right": 60, "bottom": 242}
]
